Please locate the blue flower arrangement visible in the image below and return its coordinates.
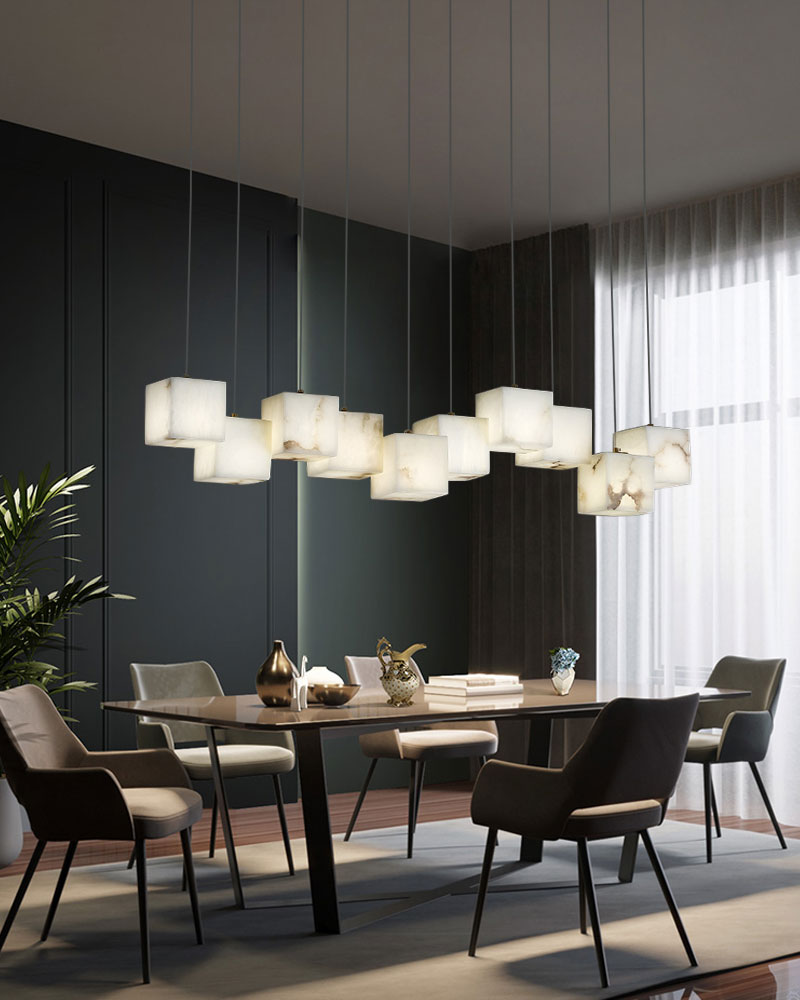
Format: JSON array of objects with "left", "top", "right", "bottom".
[{"left": 549, "top": 647, "right": 580, "bottom": 675}]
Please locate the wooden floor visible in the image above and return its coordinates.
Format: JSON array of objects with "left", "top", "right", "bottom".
[{"left": 2, "top": 781, "right": 798, "bottom": 999}]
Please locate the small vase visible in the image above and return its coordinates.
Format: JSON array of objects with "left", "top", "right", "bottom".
[
  {"left": 0, "top": 777, "right": 23, "bottom": 870},
  {"left": 551, "top": 667, "right": 575, "bottom": 696},
  {"left": 380, "top": 664, "right": 420, "bottom": 707},
  {"left": 256, "top": 639, "right": 296, "bottom": 707}
]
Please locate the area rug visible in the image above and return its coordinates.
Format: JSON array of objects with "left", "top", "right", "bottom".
[{"left": 0, "top": 818, "right": 797, "bottom": 999}]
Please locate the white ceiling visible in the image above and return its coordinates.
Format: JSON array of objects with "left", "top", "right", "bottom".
[{"left": 2, "top": 0, "right": 800, "bottom": 249}]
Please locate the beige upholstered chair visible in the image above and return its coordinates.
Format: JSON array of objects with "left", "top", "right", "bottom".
[
  {"left": 130, "top": 661, "right": 296, "bottom": 874},
  {"left": 470, "top": 694, "right": 700, "bottom": 988},
  {"left": 685, "top": 655, "right": 786, "bottom": 862},
  {"left": 344, "top": 655, "right": 499, "bottom": 858},
  {"left": 0, "top": 685, "right": 203, "bottom": 984}
]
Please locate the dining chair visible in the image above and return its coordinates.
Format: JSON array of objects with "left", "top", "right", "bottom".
[
  {"left": 343, "top": 655, "right": 498, "bottom": 858},
  {"left": 470, "top": 693, "right": 700, "bottom": 988},
  {"left": 0, "top": 684, "right": 203, "bottom": 984},
  {"left": 685, "top": 655, "right": 786, "bottom": 863},
  {"left": 129, "top": 661, "right": 296, "bottom": 875}
]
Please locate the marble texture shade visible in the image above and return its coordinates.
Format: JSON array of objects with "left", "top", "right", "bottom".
[
  {"left": 515, "top": 405, "right": 593, "bottom": 470},
  {"left": 613, "top": 424, "right": 691, "bottom": 488},
  {"left": 411, "top": 413, "right": 490, "bottom": 481},
  {"left": 144, "top": 376, "right": 227, "bottom": 448},
  {"left": 475, "top": 386, "right": 553, "bottom": 453},
  {"left": 260, "top": 391, "right": 339, "bottom": 461},
  {"left": 577, "top": 451, "right": 655, "bottom": 516},
  {"left": 370, "top": 432, "right": 449, "bottom": 501},
  {"left": 193, "top": 415, "right": 272, "bottom": 484},
  {"left": 306, "top": 410, "right": 384, "bottom": 479}
]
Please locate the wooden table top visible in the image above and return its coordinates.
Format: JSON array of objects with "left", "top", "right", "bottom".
[{"left": 102, "top": 678, "right": 749, "bottom": 733}]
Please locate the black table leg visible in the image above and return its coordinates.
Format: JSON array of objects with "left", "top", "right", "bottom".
[
  {"left": 519, "top": 717, "right": 552, "bottom": 862},
  {"left": 295, "top": 728, "right": 340, "bottom": 934},
  {"left": 205, "top": 726, "right": 245, "bottom": 908}
]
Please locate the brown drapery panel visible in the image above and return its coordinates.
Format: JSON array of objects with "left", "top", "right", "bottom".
[{"left": 469, "top": 223, "right": 596, "bottom": 683}]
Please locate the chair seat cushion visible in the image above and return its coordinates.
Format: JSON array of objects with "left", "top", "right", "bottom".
[
  {"left": 684, "top": 731, "right": 721, "bottom": 764},
  {"left": 562, "top": 799, "right": 663, "bottom": 840},
  {"left": 175, "top": 744, "right": 295, "bottom": 779},
  {"left": 399, "top": 729, "right": 499, "bottom": 761},
  {"left": 122, "top": 786, "right": 203, "bottom": 840}
]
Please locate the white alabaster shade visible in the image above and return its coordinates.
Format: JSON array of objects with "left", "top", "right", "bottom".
[
  {"left": 260, "top": 391, "right": 339, "bottom": 461},
  {"left": 193, "top": 416, "right": 272, "bottom": 484},
  {"left": 515, "top": 405, "right": 593, "bottom": 470},
  {"left": 475, "top": 386, "right": 553, "bottom": 453},
  {"left": 306, "top": 410, "right": 384, "bottom": 479},
  {"left": 411, "top": 414, "right": 490, "bottom": 481},
  {"left": 370, "top": 432, "right": 449, "bottom": 502},
  {"left": 613, "top": 424, "right": 691, "bottom": 489},
  {"left": 145, "top": 377, "right": 226, "bottom": 448},
  {"left": 577, "top": 451, "right": 655, "bottom": 516}
]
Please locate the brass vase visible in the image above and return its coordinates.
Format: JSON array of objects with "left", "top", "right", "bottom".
[{"left": 256, "top": 640, "right": 296, "bottom": 707}]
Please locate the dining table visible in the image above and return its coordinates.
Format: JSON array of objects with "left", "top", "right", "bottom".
[{"left": 103, "top": 677, "right": 749, "bottom": 935}]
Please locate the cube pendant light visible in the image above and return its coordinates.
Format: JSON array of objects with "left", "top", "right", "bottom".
[
  {"left": 370, "top": 432, "right": 449, "bottom": 502},
  {"left": 307, "top": 410, "right": 384, "bottom": 479},
  {"left": 260, "top": 391, "right": 340, "bottom": 461},
  {"left": 412, "top": 414, "right": 490, "bottom": 481},
  {"left": 193, "top": 415, "right": 272, "bottom": 484},
  {"left": 145, "top": 377, "right": 227, "bottom": 448},
  {"left": 613, "top": 424, "right": 691, "bottom": 488},
  {"left": 475, "top": 386, "right": 553, "bottom": 454},
  {"left": 516, "top": 405, "right": 592, "bottom": 471},
  {"left": 577, "top": 451, "right": 655, "bottom": 516}
]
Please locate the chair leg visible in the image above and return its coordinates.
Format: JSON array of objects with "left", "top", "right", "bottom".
[
  {"left": 702, "top": 763, "right": 713, "bottom": 863},
  {"left": 749, "top": 761, "right": 787, "bottom": 849},
  {"left": 272, "top": 774, "right": 295, "bottom": 875},
  {"left": 577, "top": 838, "right": 609, "bottom": 989},
  {"left": 468, "top": 828, "right": 497, "bottom": 957},
  {"left": 209, "top": 792, "right": 218, "bottom": 858},
  {"left": 412, "top": 761, "right": 426, "bottom": 835},
  {"left": 180, "top": 829, "right": 204, "bottom": 945},
  {"left": 640, "top": 829, "right": 698, "bottom": 967},
  {"left": 577, "top": 845, "right": 587, "bottom": 934},
  {"left": 709, "top": 771, "right": 721, "bottom": 838},
  {"left": 135, "top": 839, "right": 150, "bottom": 985},
  {"left": 126, "top": 845, "right": 136, "bottom": 870},
  {"left": 41, "top": 841, "right": 77, "bottom": 941},
  {"left": 0, "top": 840, "right": 46, "bottom": 952},
  {"left": 407, "top": 760, "right": 418, "bottom": 858},
  {"left": 343, "top": 758, "right": 377, "bottom": 842}
]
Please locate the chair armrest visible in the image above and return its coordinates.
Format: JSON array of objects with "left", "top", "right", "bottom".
[
  {"left": 80, "top": 749, "right": 191, "bottom": 789},
  {"left": 22, "top": 767, "right": 134, "bottom": 842},
  {"left": 471, "top": 760, "right": 573, "bottom": 840},
  {"left": 717, "top": 710, "right": 774, "bottom": 763},
  {"left": 136, "top": 720, "right": 175, "bottom": 750}
]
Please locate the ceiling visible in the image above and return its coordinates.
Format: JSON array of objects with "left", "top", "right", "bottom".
[{"left": 2, "top": 0, "right": 800, "bottom": 249}]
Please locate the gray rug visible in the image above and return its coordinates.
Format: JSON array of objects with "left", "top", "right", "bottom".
[{"left": 0, "top": 818, "right": 797, "bottom": 998}]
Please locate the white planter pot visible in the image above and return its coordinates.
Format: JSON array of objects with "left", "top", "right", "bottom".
[
  {"left": 551, "top": 667, "right": 576, "bottom": 696},
  {"left": 0, "top": 777, "right": 24, "bottom": 869}
]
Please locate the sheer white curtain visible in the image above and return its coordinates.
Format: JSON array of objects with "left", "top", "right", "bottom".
[{"left": 593, "top": 177, "right": 800, "bottom": 825}]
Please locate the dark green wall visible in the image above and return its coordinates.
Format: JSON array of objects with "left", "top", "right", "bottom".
[{"left": 298, "top": 209, "right": 472, "bottom": 792}]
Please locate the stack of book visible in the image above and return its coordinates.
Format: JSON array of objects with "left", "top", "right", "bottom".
[{"left": 424, "top": 673, "right": 523, "bottom": 708}]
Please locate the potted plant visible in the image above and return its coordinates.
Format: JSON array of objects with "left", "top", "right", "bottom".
[
  {"left": 549, "top": 646, "right": 579, "bottom": 696},
  {"left": 0, "top": 466, "right": 130, "bottom": 867}
]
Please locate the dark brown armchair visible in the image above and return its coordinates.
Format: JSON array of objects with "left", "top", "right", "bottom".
[
  {"left": 470, "top": 694, "right": 700, "bottom": 988},
  {"left": 0, "top": 685, "right": 204, "bottom": 984},
  {"left": 685, "top": 655, "right": 786, "bottom": 862}
]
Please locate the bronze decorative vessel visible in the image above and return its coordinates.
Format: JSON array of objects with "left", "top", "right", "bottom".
[
  {"left": 376, "top": 636, "right": 426, "bottom": 706},
  {"left": 256, "top": 639, "right": 296, "bottom": 707}
]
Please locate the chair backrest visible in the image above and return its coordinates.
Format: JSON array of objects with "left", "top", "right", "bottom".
[
  {"left": 694, "top": 656, "right": 786, "bottom": 729},
  {"left": 130, "top": 661, "right": 224, "bottom": 744},
  {"left": 564, "top": 694, "right": 699, "bottom": 811},
  {"left": 0, "top": 685, "right": 87, "bottom": 802},
  {"left": 344, "top": 655, "right": 424, "bottom": 698},
  {"left": 343, "top": 656, "right": 497, "bottom": 737}
]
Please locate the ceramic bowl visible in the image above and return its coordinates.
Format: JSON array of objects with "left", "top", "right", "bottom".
[{"left": 307, "top": 683, "right": 361, "bottom": 706}]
